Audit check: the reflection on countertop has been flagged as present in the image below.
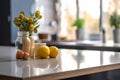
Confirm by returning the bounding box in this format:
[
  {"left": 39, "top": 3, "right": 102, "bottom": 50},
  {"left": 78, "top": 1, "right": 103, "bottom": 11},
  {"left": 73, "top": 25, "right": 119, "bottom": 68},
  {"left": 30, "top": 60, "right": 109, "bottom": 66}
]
[
  {"left": 15, "top": 58, "right": 60, "bottom": 78},
  {"left": 0, "top": 46, "right": 120, "bottom": 79}
]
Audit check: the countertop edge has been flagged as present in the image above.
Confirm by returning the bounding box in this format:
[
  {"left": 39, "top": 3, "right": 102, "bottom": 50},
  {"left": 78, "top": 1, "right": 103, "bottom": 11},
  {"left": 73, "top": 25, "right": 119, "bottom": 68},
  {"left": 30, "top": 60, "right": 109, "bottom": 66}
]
[{"left": 23, "top": 63, "right": 120, "bottom": 80}]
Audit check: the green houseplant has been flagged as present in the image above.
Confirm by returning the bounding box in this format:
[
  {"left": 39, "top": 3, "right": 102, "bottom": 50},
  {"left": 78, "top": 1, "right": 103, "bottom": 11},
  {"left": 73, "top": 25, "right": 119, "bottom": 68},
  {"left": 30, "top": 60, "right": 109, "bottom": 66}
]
[
  {"left": 73, "top": 18, "right": 84, "bottom": 29},
  {"left": 110, "top": 13, "right": 120, "bottom": 43},
  {"left": 73, "top": 18, "right": 84, "bottom": 40},
  {"left": 110, "top": 13, "right": 120, "bottom": 29}
]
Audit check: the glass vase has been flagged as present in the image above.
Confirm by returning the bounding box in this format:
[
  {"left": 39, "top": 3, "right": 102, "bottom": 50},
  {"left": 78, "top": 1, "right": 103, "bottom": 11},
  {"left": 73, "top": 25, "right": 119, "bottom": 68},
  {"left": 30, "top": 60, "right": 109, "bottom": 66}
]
[{"left": 15, "top": 31, "right": 31, "bottom": 59}]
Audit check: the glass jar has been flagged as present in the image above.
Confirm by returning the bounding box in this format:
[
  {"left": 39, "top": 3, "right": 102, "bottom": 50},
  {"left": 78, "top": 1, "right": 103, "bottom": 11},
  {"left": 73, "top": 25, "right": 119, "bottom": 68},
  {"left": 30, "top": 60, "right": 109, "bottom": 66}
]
[{"left": 15, "top": 31, "right": 31, "bottom": 59}]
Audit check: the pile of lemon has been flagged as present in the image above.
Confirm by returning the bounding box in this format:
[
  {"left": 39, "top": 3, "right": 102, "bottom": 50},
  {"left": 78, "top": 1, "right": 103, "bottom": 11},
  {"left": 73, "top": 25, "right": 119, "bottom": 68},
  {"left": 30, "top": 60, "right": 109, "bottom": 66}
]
[{"left": 36, "top": 45, "right": 59, "bottom": 59}]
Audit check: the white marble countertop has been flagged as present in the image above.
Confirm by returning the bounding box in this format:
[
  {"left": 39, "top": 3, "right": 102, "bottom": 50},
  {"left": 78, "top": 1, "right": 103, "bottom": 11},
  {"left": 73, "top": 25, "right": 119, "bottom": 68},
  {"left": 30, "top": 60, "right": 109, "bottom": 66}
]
[{"left": 0, "top": 46, "right": 120, "bottom": 80}]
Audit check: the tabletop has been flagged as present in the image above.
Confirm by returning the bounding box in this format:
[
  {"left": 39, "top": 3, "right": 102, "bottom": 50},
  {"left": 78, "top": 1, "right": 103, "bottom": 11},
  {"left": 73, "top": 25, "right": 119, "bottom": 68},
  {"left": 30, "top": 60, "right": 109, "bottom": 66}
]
[{"left": 0, "top": 46, "right": 120, "bottom": 80}]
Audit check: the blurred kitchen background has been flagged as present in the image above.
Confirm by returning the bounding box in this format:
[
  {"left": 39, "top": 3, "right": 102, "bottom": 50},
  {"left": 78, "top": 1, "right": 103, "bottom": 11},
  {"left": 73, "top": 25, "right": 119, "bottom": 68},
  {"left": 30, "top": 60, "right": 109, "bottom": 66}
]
[{"left": 0, "top": 0, "right": 120, "bottom": 46}]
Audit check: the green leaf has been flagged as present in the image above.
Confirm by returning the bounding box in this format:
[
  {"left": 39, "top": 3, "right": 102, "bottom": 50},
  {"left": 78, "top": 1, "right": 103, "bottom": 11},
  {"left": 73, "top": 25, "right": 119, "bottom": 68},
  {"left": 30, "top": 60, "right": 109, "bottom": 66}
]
[
  {"left": 30, "top": 12, "right": 34, "bottom": 17},
  {"left": 20, "top": 11, "right": 24, "bottom": 15},
  {"left": 35, "top": 25, "right": 39, "bottom": 28},
  {"left": 34, "top": 29, "right": 37, "bottom": 33},
  {"left": 29, "top": 31, "right": 33, "bottom": 36},
  {"left": 110, "top": 13, "right": 120, "bottom": 28},
  {"left": 73, "top": 18, "right": 84, "bottom": 28}
]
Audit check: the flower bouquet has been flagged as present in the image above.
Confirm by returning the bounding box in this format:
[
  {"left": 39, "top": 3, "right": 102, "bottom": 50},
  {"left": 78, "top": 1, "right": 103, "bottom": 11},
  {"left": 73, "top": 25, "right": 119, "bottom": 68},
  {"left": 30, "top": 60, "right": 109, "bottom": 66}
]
[{"left": 13, "top": 10, "right": 42, "bottom": 36}]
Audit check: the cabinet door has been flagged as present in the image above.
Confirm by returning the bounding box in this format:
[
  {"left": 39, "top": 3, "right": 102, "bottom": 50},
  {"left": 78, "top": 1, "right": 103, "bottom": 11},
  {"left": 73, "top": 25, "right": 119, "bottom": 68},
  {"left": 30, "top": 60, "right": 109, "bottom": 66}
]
[{"left": 0, "top": 1, "right": 11, "bottom": 45}]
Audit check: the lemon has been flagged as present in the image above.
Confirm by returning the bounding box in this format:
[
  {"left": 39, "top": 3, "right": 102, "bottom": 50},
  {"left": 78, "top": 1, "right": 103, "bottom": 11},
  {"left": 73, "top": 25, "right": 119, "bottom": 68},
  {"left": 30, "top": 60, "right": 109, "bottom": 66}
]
[
  {"left": 49, "top": 46, "right": 59, "bottom": 58},
  {"left": 37, "top": 45, "right": 50, "bottom": 59}
]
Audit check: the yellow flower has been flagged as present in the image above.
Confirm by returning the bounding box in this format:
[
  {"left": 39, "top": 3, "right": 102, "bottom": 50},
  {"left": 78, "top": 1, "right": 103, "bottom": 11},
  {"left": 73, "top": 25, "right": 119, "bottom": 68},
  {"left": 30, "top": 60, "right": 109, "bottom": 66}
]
[
  {"left": 38, "top": 15, "right": 42, "bottom": 19},
  {"left": 29, "top": 24, "right": 34, "bottom": 31},
  {"left": 35, "top": 11, "right": 40, "bottom": 16},
  {"left": 35, "top": 10, "right": 42, "bottom": 19},
  {"left": 19, "top": 13, "right": 24, "bottom": 19},
  {"left": 28, "top": 18, "right": 33, "bottom": 23},
  {"left": 24, "top": 17, "right": 29, "bottom": 21},
  {"left": 14, "top": 17, "right": 21, "bottom": 25}
]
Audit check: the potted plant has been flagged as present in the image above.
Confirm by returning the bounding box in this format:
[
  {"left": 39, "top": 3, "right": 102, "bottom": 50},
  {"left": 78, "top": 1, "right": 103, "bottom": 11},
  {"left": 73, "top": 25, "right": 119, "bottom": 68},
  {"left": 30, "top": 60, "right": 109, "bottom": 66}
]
[
  {"left": 73, "top": 18, "right": 84, "bottom": 40},
  {"left": 13, "top": 10, "right": 42, "bottom": 58},
  {"left": 110, "top": 13, "right": 120, "bottom": 43}
]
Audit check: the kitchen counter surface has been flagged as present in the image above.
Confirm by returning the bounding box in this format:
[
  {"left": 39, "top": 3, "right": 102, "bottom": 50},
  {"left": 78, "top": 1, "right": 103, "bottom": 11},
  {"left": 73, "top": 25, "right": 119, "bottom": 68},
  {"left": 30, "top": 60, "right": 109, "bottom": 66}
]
[{"left": 0, "top": 46, "right": 120, "bottom": 80}]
